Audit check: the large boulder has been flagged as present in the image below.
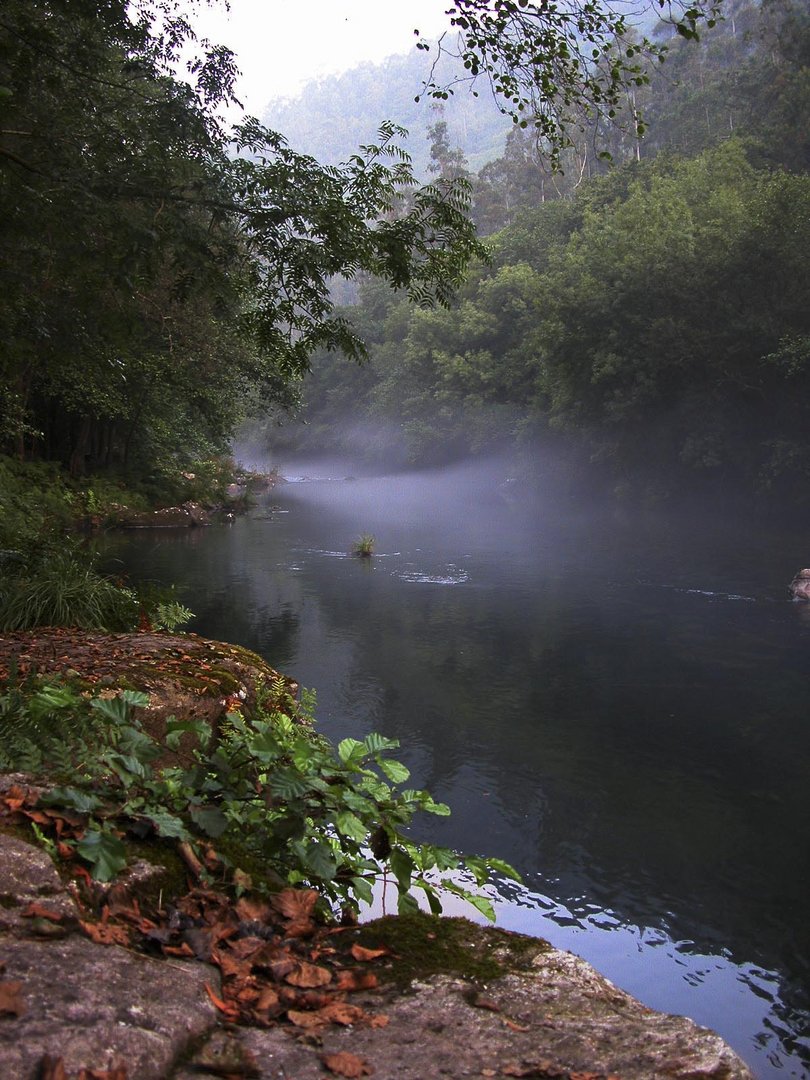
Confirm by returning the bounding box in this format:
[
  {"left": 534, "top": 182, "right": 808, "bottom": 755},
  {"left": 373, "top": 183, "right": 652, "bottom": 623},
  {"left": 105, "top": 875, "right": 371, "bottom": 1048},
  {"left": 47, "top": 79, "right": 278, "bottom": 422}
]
[
  {"left": 0, "top": 830, "right": 754, "bottom": 1080},
  {"left": 0, "top": 833, "right": 220, "bottom": 1080}
]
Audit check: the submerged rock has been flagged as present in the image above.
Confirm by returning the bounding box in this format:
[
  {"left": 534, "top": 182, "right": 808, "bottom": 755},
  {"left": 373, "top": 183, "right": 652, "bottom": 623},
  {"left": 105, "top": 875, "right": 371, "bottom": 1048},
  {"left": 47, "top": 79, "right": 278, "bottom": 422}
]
[
  {"left": 118, "top": 501, "right": 212, "bottom": 528},
  {"left": 789, "top": 568, "right": 810, "bottom": 600}
]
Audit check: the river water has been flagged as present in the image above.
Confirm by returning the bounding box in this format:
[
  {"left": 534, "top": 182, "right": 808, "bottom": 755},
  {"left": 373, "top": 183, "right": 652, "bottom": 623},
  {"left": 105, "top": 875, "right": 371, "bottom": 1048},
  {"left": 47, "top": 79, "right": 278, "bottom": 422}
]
[{"left": 104, "top": 462, "right": 810, "bottom": 1078}]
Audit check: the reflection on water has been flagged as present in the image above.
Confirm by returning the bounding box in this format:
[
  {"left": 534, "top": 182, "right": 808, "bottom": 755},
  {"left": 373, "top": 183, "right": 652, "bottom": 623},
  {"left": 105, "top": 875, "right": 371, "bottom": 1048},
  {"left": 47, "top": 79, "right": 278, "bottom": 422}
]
[{"left": 103, "top": 464, "right": 810, "bottom": 1078}]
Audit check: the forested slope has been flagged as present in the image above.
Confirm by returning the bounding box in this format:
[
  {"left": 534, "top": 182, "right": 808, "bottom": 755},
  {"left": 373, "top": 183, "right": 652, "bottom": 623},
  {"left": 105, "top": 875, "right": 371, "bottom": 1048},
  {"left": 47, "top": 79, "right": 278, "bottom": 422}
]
[
  {"left": 262, "top": 48, "right": 510, "bottom": 179},
  {"left": 264, "top": 0, "right": 810, "bottom": 508}
]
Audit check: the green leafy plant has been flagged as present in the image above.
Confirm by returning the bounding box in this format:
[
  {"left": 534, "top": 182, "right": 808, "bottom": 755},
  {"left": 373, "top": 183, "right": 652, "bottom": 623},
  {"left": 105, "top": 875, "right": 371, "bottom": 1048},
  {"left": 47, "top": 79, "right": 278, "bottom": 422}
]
[
  {"left": 151, "top": 599, "right": 195, "bottom": 633},
  {"left": 0, "top": 677, "right": 96, "bottom": 774},
  {"left": 3, "top": 678, "right": 520, "bottom": 914}
]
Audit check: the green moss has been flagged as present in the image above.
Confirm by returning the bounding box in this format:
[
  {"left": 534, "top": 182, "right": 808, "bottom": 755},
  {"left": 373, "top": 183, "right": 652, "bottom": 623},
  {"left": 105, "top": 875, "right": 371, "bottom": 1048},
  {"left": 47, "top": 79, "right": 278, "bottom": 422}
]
[
  {"left": 115, "top": 836, "right": 190, "bottom": 908},
  {"left": 354, "top": 912, "right": 552, "bottom": 990}
]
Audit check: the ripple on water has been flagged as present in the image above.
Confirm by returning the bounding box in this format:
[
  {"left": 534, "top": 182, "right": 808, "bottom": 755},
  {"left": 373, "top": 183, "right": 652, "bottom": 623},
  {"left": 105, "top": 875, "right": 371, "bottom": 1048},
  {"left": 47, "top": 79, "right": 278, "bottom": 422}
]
[{"left": 397, "top": 568, "right": 470, "bottom": 586}]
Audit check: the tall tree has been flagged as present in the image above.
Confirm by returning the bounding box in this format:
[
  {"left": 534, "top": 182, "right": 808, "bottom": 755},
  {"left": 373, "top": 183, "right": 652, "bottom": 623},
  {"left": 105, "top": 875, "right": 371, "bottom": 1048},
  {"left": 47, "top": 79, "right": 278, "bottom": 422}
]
[{"left": 0, "top": 0, "right": 482, "bottom": 473}]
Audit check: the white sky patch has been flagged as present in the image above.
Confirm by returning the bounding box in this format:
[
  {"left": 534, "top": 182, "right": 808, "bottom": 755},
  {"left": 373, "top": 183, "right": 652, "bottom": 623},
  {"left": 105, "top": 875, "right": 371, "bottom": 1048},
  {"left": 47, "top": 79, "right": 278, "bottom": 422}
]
[{"left": 193, "top": 0, "right": 451, "bottom": 117}]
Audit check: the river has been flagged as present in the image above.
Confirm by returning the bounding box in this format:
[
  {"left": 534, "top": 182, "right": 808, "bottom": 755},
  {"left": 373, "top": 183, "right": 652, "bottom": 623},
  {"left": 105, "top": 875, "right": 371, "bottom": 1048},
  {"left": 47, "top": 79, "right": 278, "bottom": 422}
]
[{"left": 103, "top": 460, "right": 810, "bottom": 1078}]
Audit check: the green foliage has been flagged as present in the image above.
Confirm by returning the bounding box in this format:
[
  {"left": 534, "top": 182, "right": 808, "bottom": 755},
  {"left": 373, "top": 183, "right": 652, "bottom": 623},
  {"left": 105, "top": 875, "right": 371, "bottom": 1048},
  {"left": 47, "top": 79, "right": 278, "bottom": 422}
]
[
  {"left": 0, "top": 456, "right": 76, "bottom": 554},
  {"left": 0, "top": 678, "right": 96, "bottom": 775},
  {"left": 1, "top": 680, "right": 520, "bottom": 911},
  {"left": 1, "top": 1, "right": 486, "bottom": 480},
  {"left": 0, "top": 549, "right": 140, "bottom": 632},
  {"left": 416, "top": 0, "right": 722, "bottom": 166},
  {"left": 275, "top": 133, "right": 810, "bottom": 503},
  {"left": 151, "top": 599, "right": 196, "bottom": 634}
]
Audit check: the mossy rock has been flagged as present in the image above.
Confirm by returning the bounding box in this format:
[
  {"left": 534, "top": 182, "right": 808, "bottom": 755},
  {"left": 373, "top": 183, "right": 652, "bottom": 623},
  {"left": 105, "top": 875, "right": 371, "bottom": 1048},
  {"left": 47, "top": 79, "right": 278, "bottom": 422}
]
[
  {"left": 0, "top": 629, "right": 298, "bottom": 766},
  {"left": 354, "top": 912, "right": 553, "bottom": 990}
]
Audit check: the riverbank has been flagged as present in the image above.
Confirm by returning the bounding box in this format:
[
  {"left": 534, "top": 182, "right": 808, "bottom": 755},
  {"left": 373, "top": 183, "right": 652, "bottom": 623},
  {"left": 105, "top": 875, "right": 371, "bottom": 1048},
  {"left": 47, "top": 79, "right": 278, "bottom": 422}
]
[
  {"left": 0, "top": 453, "right": 277, "bottom": 546},
  {"left": 0, "top": 629, "right": 754, "bottom": 1079}
]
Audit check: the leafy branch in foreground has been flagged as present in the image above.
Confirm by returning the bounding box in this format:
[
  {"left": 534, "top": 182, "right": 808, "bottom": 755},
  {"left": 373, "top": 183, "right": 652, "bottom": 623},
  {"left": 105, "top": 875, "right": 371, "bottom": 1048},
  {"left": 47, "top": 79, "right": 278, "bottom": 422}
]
[
  {"left": 0, "top": 679, "right": 519, "bottom": 920},
  {"left": 416, "top": 0, "right": 722, "bottom": 165}
]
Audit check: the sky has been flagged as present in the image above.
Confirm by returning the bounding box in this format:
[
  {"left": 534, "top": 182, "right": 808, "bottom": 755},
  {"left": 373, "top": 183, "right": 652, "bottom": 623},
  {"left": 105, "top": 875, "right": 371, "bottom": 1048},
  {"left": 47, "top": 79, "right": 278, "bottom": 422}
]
[{"left": 193, "top": 0, "right": 451, "bottom": 117}]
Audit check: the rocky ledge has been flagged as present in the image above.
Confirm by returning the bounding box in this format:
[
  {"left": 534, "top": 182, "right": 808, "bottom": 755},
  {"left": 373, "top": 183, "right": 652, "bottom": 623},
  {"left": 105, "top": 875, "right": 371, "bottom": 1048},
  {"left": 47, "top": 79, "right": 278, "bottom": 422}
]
[
  {"left": 0, "top": 629, "right": 297, "bottom": 758},
  {"left": 0, "top": 829, "right": 753, "bottom": 1080},
  {"left": 0, "top": 630, "right": 753, "bottom": 1079}
]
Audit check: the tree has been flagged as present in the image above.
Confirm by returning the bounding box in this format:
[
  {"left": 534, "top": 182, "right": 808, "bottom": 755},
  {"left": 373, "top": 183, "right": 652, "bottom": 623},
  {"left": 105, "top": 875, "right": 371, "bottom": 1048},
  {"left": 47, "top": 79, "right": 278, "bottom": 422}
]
[
  {"left": 416, "top": 0, "right": 723, "bottom": 164},
  {"left": 0, "top": 0, "right": 483, "bottom": 473},
  {"left": 1, "top": 0, "right": 740, "bottom": 476},
  {"left": 528, "top": 142, "right": 810, "bottom": 495},
  {"left": 427, "top": 112, "right": 472, "bottom": 180}
]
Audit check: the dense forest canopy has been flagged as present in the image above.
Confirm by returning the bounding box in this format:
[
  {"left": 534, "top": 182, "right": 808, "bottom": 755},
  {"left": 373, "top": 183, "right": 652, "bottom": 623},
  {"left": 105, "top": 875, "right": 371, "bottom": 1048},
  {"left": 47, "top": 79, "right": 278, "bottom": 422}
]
[
  {"left": 0, "top": 0, "right": 494, "bottom": 477},
  {"left": 2, "top": 0, "right": 807, "bottom": 507},
  {"left": 262, "top": 0, "right": 810, "bottom": 508}
]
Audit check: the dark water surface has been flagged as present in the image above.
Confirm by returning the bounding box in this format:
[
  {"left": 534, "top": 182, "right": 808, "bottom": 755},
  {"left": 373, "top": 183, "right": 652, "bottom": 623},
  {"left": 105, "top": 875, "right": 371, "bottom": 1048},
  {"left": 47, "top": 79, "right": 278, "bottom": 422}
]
[{"left": 104, "top": 464, "right": 810, "bottom": 1077}]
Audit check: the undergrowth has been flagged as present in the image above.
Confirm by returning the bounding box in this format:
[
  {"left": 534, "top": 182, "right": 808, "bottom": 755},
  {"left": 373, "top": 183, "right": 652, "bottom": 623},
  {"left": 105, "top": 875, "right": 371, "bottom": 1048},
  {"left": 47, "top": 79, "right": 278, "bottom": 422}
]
[
  {"left": 0, "top": 677, "right": 519, "bottom": 919},
  {"left": 0, "top": 549, "right": 140, "bottom": 632}
]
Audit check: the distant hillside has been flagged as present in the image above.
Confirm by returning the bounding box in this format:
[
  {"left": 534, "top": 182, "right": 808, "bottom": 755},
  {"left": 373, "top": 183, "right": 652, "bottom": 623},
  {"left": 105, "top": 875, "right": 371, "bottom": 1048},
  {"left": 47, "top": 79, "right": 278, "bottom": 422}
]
[{"left": 261, "top": 46, "right": 511, "bottom": 179}]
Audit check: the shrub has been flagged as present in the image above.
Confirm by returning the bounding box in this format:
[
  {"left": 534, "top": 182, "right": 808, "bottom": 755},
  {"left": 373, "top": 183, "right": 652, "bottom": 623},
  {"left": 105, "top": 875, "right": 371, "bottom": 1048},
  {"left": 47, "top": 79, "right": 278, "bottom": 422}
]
[{"left": 0, "top": 679, "right": 519, "bottom": 918}]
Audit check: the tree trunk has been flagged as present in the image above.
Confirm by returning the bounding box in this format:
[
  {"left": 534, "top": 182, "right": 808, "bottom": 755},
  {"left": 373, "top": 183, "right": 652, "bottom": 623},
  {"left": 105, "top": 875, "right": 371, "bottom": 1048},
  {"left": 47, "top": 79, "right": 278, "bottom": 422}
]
[{"left": 69, "top": 416, "right": 92, "bottom": 477}]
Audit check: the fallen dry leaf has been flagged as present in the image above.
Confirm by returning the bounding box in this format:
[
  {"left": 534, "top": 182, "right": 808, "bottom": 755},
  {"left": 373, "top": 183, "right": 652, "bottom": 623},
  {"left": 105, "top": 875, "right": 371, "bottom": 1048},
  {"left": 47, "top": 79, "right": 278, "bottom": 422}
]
[
  {"left": 253, "top": 986, "right": 280, "bottom": 1012},
  {"left": 503, "top": 1018, "right": 531, "bottom": 1032},
  {"left": 287, "top": 1007, "right": 328, "bottom": 1029},
  {"left": 79, "top": 920, "right": 130, "bottom": 947},
  {"left": 285, "top": 961, "right": 332, "bottom": 988},
  {"left": 162, "top": 942, "right": 195, "bottom": 959},
  {"left": 235, "top": 895, "right": 274, "bottom": 923},
  {"left": 258, "top": 954, "right": 299, "bottom": 982},
  {"left": 0, "top": 980, "right": 26, "bottom": 1017},
  {"left": 320, "top": 1050, "right": 374, "bottom": 1077},
  {"left": 335, "top": 969, "right": 378, "bottom": 992},
  {"left": 349, "top": 943, "right": 389, "bottom": 962},
  {"left": 3, "top": 787, "right": 27, "bottom": 811},
  {"left": 212, "top": 947, "right": 251, "bottom": 979},
  {"left": 285, "top": 916, "right": 318, "bottom": 939},
  {"left": 272, "top": 887, "right": 318, "bottom": 922},
  {"left": 469, "top": 993, "right": 501, "bottom": 1013},
  {"left": 317, "top": 1001, "right": 368, "bottom": 1026},
  {"left": 227, "top": 936, "right": 266, "bottom": 960},
  {"left": 286, "top": 988, "right": 333, "bottom": 1010},
  {"left": 204, "top": 981, "right": 240, "bottom": 1021},
  {"left": 21, "top": 902, "right": 65, "bottom": 923}
]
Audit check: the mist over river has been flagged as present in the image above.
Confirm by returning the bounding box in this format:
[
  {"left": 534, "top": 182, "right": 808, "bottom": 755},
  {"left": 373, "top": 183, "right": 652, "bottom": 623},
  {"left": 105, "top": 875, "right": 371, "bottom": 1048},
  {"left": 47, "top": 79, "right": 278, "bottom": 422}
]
[{"left": 103, "top": 460, "right": 810, "bottom": 1077}]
